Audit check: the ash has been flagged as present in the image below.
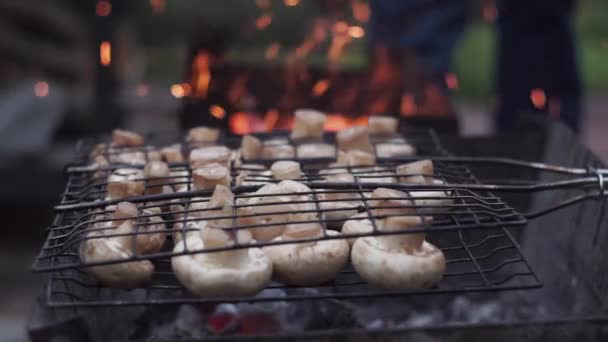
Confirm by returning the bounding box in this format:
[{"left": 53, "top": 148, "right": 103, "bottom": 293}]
[{"left": 141, "top": 289, "right": 547, "bottom": 340}]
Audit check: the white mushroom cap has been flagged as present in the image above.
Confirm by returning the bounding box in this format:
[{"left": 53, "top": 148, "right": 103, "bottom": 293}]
[
  {"left": 107, "top": 168, "right": 145, "bottom": 200},
  {"left": 396, "top": 160, "right": 434, "bottom": 184},
  {"left": 161, "top": 144, "right": 185, "bottom": 163},
  {"left": 171, "top": 229, "right": 272, "bottom": 297},
  {"left": 263, "top": 225, "right": 349, "bottom": 286},
  {"left": 351, "top": 216, "right": 445, "bottom": 289},
  {"left": 296, "top": 143, "right": 336, "bottom": 159},
  {"left": 271, "top": 161, "right": 302, "bottom": 180},
  {"left": 291, "top": 109, "right": 327, "bottom": 140},
  {"left": 112, "top": 129, "right": 144, "bottom": 147},
  {"left": 144, "top": 161, "right": 171, "bottom": 194},
  {"left": 108, "top": 150, "right": 147, "bottom": 165},
  {"left": 336, "top": 149, "right": 376, "bottom": 166},
  {"left": 189, "top": 146, "right": 231, "bottom": 169},
  {"left": 261, "top": 144, "right": 295, "bottom": 159},
  {"left": 317, "top": 173, "right": 362, "bottom": 228},
  {"left": 368, "top": 116, "right": 398, "bottom": 136},
  {"left": 356, "top": 166, "right": 396, "bottom": 184},
  {"left": 241, "top": 135, "right": 263, "bottom": 160},
  {"left": 369, "top": 187, "right": 415, "bottom": 217},
  {"left": 341, "top": 212, "right": 374, "bottom": 246},
  {"left": 186, "top": 126, "right": 220, "bottom": 144},
  {"left": 376, "top": 143, "right": 416, "bottom": 158},
  {"left": 336, "top": 126, "right": 372, "bottom": 152},
  {"left": 147, "top": 150, "right": 162, "bottom": 162},
  {"left": 192, "top": 163, "right": 231, "bottom": 190},
  {"left": 169, "top": 169, "right": 189, "bottom": 190}
]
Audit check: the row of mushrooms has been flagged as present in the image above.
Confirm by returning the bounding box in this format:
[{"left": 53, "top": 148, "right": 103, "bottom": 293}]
[{"left": 80, "top": 111, "right": 449, "bottom": 296}]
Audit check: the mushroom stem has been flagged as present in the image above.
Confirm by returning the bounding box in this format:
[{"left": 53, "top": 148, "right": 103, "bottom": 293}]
[
  {"left": 377, "top": 216, "right": 426, "bottom": 252},
  {"left": 201, "top": 228, "right": 250, "bottom": 268}
]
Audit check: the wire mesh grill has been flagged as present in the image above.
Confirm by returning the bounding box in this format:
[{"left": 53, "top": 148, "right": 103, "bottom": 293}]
[{"left": 33, "top": 128, "right": 539, "bottom": 307}]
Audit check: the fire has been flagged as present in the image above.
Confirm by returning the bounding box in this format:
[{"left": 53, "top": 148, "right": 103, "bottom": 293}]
[
  {"left": 264, "top": 109, "right": 280, "bottom": 131},
  {"left": 483, "top": 4, "right": 497, "bottom": 23},
  {"left": 100, "top": 41, "right": 111, "bottom": 66},
  {"left": 530, "top": 88, "right": 547, "bottom": 109},
  {"left": 256, "top": 0, "right": 271, "bottom": 10},
  {"left": 352, "top": 1, "right": 370, "bottom": 23},
  {"left": 255, "top": 14, "right": 273, "bottom": 30},
  {"left": 96, "top": 1, "right": 111, "bottom": 16},
  {"left": 209, "top": 105, "right": 227, "bottom": 120},
  {"left": 34, "top": 81, "right": 49, "bottom": 97},
  {"left": 230, "top": 112, "right": 251, "bottom": 135},
  {"left": 283, "top": 0, "right": 300, "bottom": 6},
  {"left": 401, "top": 93, "right": 417, "bottom": 116},
  {"left": 136, "top": 83, "right": 149, "bottom": 97},
  {"left": 149, "top": 0, "right": 165, "bottom": 14},
  {"left": 445, "top": 73, "right": 459, "bottom": 90},
  {"left": 265, "top": 42, "right": 281, "bottom": 61},
  {"left": 348, "top": 26, "right": 365, "bottom": 39},
  {"left": 312, "top": 79, "right": 330, "bottom": 97},
  {"left": 170, "top": 83, "right": 191, "bottom": 98},
  {"left": 191, "top": 51, "right": 211, "bottom": 98},
  {"left": 324, "top": 115, "right": 350, "bottom": 131}
]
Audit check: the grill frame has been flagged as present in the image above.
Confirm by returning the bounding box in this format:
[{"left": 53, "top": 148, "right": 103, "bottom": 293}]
[{"left": 32, "top": 128, "right": 540, "bottom": 307}]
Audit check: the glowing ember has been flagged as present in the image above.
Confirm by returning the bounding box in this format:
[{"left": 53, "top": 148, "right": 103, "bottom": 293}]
[
  {"left": 209, "top": 105, "right": 227, "bottom": 120},
  {"left": 255, "top": 14, "right": 273, "bottom": 30},
  {"left": 171, "top": 83, "right": 191, "bottom": 98},
  {"left": 324, "top": 114, "right": 350, "bottom": 131},
  {"left": 333, "top": 21, "right": 349, "bottom": 34},
  {"left": 136, "top": 83, "right": 149, "bottom": 97},
  {"left": 264, "top": 109, "right": 280, "bottom": 131},
  {"left": 483, "top": 4, "right": 497, "bottom": 23},
  {"left": 265, "top": 42, "right": 281, "bottom": 61},
  {"left": 312, "top": 79, "right": 330, "bottom": 97},
  {"left": 100, "top": 41, "right": 111, "bottom": 66},
  {"left": 530, "top": 88, "right": 547, "bottom": 109},
  {"left": 348, "top": 26, "right": 365, "bottom": 39},
  {"left": 401, "top": 93, "right": 417, "bottom": 116},
  {"left": 149, "top": 0, "right": 165, "bottom": 14},
  {"left": 230, "top": 112, "right": 251, "bottom": 134},
  {"left": 283, "top": 0, "right": 300, "bottom": 6},
  {"left": 34, "top": 81, "right": 49, "bottom": 97},
  {"left": 445, "top": 73, "right": 459, "bottom": 90},
  {"left": 352, "top": 1, "right": 370, "bottom": 23},
  {"left": 256, "top": 0, "right": 271, "bottom": 10},
  {"left": 96, "top": 1, "right": 111, "bottom": 16},
  {"left": 191, "top": 51, "right": 211, "bottom": 98}
]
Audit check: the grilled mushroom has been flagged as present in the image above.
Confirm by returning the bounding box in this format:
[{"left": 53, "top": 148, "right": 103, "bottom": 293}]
[
  {"left": 368, "top": 116, "right": 398, "bottom": 136},
  {"left": 80, "top": 202, "right": 166, "bottom": 288},
  {"left": 336, "top": 126, "right": 372, "bottom": 152},
  {"left": 112, "top": 129, "right": 144, "bottom": 147},
  {"left": 144, "top": 161, "right": 170, "bottom": 194},
  {"left": 186, "top": 126, "right": 220, "bottom": 144},
  {"left": 192, "top": 163, "right": 231, "bottom": 190},
  {"left": 296, "top": 143, "right": 336, "bottom": 159},
  {"left": 376, "top": 143, "right": 416, "bottom": 158},
  {"left": 271, "top": 161, "right": 302, "bottom": 180},
  {"left": 161, "top": 144, "right": 185, "bottom": 163},
  {"left": 189, "top": 146, "right": 231, "bottom": 169},
  {"left": 261, "top": 144, "right": 295, "bottom": 159},
  {"left": 317, "top": 173, "right": 362, "bottom": 228},
  {"left": 241, "top": 135, "right": 263, "bottom": 160},
  {"left": 351, "top": 216, "right": 445, "bottom": 289},
  {"left": 341, "top": 212, "right": 374, "bottom": 246},
  {"left": 263, "top": 222, "right": 349, "bottom": 286},
  {"left": 290, "top": 109, "right": 327, "bottom": 140},
  {"left": 107, "top": 168, "right": 145, "bottom": 200},
  {"left": 396, "top": 160, "right": 434, "bottom": 184}
]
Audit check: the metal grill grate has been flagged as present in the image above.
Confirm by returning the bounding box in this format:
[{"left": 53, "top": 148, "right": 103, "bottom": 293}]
[{"left": 32, "top": 129, "right": 540, "bottom": 307}]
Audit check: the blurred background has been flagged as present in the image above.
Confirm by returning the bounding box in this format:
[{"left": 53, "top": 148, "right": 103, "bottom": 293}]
[{"left": 1, "top": 0, "right": 607, "bottom": 340}]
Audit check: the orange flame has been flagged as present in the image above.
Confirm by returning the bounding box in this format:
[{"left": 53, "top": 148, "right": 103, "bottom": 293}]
[
  {"left": 264, "top": 109, "right": 280, "bottom": 131},
  {"left": 96, "top": 1, "right": 111, "bottom": 16},
  {"left": 170, "top": 83, "right": 191, "bottom": 98},
  {"left": 255, "top": 14, "right": 273, "bottom": 30},
  {"left": 530, "top": 88, "right": 547, "bottom": 109},
  {"left": 191, "top": 51, "right": 211, "bottom": 98},
  {"left": 312, "top": 79, "right": 330, "bottom": 97},
  {"left": 348, "top": 26, "right": 365, "bottom": 39},
  {"left": 34, "top": 81, "right": 49, "bottom": 97},
  {"left": 284, "top": 0, "right": 300, "bottom": 6},
  {"left": 100, "top": 41, "right": 111, "bottom": 66},
  {"left": 209, "top": 105, "right": 227, "bottom": 120},
  {"left": 324, "top": 114, "right": 350, "bottom": 132},
  {"left": 230, "top": 112, "right": 251, "bottom": 135},
  {"left": 149, "top": 0, "right": 165, "bottom": 14},
  {"left": 401, "top": 93, "right": 417, "bottom": 116},
  {"left": 265, "top": 42, "right": 281, "bottom": 61},
  {"left": 352, "top": 1, "right": 370, "bottom": 23},
  {"left": 445, "top": 73, "right": 459, "bottom": 90}
]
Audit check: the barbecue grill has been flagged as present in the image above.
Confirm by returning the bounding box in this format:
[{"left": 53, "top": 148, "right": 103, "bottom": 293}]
[{"left": 28, "top": 122, "right": 608, "bottom": 341}]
